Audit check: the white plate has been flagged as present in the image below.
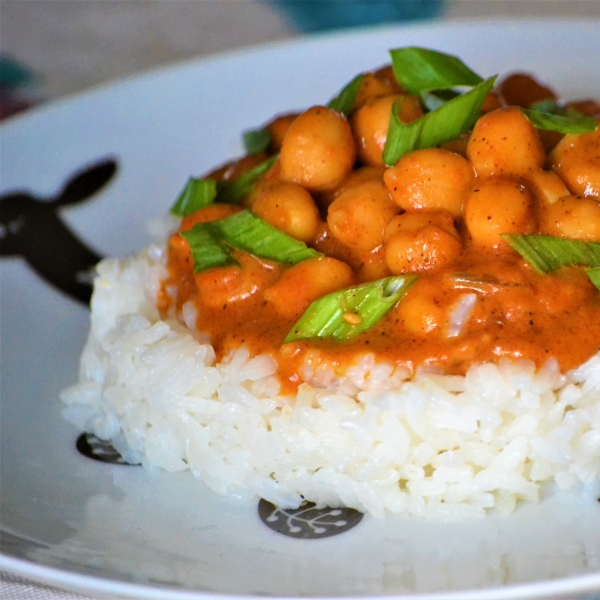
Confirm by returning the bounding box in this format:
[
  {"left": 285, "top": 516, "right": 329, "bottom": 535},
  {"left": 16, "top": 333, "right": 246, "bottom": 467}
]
[{"left": 2, "top": 18, "right": 600, "bottom": 600}]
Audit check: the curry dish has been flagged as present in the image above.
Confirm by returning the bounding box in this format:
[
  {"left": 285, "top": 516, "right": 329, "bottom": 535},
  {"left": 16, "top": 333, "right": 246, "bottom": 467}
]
[
  {"left": 62, "top": 47, "right": 600, "bottom": 521},
  {"left": 159, "top": 55, "right": 600, "bottom": 391}
]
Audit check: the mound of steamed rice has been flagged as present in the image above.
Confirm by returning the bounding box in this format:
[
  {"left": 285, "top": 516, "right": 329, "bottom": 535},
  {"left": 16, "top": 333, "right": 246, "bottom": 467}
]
[{"left": 61, "top": 236, "right": 600, "bottom": 520}]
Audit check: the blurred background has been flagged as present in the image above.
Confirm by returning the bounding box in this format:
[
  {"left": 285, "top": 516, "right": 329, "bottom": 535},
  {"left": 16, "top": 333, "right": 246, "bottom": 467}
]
[{"left": 1, "top": 0, "right": 599, "bottom": 119}]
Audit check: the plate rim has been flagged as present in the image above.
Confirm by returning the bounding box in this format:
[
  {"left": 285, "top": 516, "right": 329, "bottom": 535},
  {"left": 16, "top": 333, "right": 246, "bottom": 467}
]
[{"left": 2, "top": 553, "right": 600, "bottom": 600}]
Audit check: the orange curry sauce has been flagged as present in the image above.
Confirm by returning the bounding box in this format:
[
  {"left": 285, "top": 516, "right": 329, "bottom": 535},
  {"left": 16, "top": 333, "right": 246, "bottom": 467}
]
[{"left": 159, "top": 229, "right": 600, "bottom": 391}]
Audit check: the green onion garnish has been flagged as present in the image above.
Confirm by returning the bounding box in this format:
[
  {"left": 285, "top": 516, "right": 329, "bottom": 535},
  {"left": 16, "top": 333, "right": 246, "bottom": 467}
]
[
  {"left": 180, "top": 226, "right": 235, "bottom": 272},
  {"left": 171, "top": 155, "right": 277, "bottom": 218},
  {"left": 181, "top": 209, "right": 322, "bottom": 273},
  {"left": 243, "top": 128, "right": 271, "bottom": 154},
  {"left": 419, "top": 89, "right": 459, "bottom": 111},
  {"left": 521, "top": 108, "right": 598, "bottom": 134},
  {"left": 216, "top": 155, "right": 278, "bottom": 204},
  {"left": 170, "top": 177, "right": 217, "bottom": 217},
  {"left": 327, "top": 73, "right": 365, "bottom": 116},
  {"left": 389, "top": 47, "right": 483, "bottom": 94},
  {"left": 502, "top": 234, "right": 600, "bottom": 274},
  {"left": 420, "top": 91, "right": 446, "bottom": 112},
  {"left": 530, "top": 100, "right": 590, "bottom": 118},
  {"left": 530, "top": 99, "right": 564, "bottom": 114},
  {"left": 209, "top": 210, "right": 322, "bottom": 264},
  {"left": 284, "top": 275, "right": 417, "bottom": 343},
  {"left": 587, "top": 267, "right": 600, "bottom": 292},
  {"left": 383, "top": 76, "right": 496, "bottom": 166}
]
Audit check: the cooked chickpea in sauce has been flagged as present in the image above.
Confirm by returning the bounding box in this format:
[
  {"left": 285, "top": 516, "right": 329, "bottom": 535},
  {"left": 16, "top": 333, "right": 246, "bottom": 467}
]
[{"left": 160, "top": 53, "right": 600, "bottom": 391}]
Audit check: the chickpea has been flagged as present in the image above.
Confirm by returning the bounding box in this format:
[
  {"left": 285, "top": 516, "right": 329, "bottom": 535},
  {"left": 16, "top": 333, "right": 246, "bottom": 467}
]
[
  {"left": 279, "top": 106, "right": 356, "bottom": 191},
  {"left": 353, "top": 72, "right": 400, "bottom": 110},
  {"left": 353, "top": 245, "right": 392, "bottom": 282},
  {"left": 180, "top": 203, "right": 242, "bottom": 232},
  {"left": 265, "top": 113, "right": 299, "bottom": 152},
  {"left": 195, "top": 252, "right": 281, "bottom": 308},
  {"left": 383, "top": 148, "right": 474, "bottom": 217},
  {"left": 251, "top": 182, "right": 320, "bottom": 243},
  {"left": 441, "top": 133, "right": 469, "bottom": 157},
  {"left": 464, "top": 179, "right": 536, "bottom": 249},
  {"left": 497, "top": 71, "right": 561, "bottom": 153},
  {"left": 480, "top": 91, "right": 504, "bottom": 114},
  {"left": 373, "top": 65, "right": 404, "bottom": 92},
  {"left": 550, "top": 124, "right": 600, "bottom": 198},
  {"left": 393, "top": 280, "right": 448, "bottom": 336},
  {"left": 311, "top": 221, "right": 355, "bottom": 265},
  {"left": 497, "top": 72, "right": 557, "bottom": 108},
  {"left": 327, "top": 179, "right": 398, "bottom": 252},
  {"left": 538, "top": 195, "right": 600, "bottom": 241},
  {"left": 385, "top": 224, "right": 462, "bottom": 274},
  {"left": 351, "top": 94, "right": 422, "bottom": 166},
  {"left": 526, "top": 169, "right": 570, "bottom": 207},
  {"left": 244, "top": 159, "right": 282, "bottom": 207},
  {"left": 466, "top": 107, "right": 545, "bottom": 179},
  {"left": 263, "top": 257, "right": 355, "bottom": 320},
  {"left": 321, "top": 165, "right": 385, "bottom": 205},
  {"left": 384, "top": 209, "right": 460, "bottom": 242}
]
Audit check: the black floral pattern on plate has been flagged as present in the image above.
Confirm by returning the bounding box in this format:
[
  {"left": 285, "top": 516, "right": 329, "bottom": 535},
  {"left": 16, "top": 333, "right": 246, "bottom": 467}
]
[
  {"left": 258, "top": 498, "right": 363, "bottom": 538},
  {"left": 76, "top": 433, "right": 140, "bottom": 465}
]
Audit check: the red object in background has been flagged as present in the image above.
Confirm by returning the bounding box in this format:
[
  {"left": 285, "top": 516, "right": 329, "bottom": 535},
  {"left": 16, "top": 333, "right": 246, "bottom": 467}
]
[
  {"left": 0, "top": 87, "right": 36, "bottom": 120},
  {"left": 0, "top": 55, "right": 42, "bottom": 120}
]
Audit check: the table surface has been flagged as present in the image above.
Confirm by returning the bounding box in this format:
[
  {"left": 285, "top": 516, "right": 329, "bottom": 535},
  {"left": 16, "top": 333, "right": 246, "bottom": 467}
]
[
  {"left": 2, "top": 0, "right": 599, "bottom": 102},
  {"left": 2, "top": 1, "right": 600, "bottom": 598}
]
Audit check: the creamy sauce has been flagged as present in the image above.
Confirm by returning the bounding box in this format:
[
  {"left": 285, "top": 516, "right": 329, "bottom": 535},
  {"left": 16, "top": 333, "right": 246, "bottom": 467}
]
[{"left": 159, "top": 233, "right": 600, "bottom": 392}]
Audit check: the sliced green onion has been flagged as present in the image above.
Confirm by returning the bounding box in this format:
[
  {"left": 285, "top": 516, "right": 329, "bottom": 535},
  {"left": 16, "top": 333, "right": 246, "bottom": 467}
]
[
  {"left": 419, "top": 89, "right": 459, "bottom": 111},
  {"left": 210, "top": 210, "right": 322, "bottom": 265},
  {"left": 383, "top": 76, "right": 496, "bottom": 165},
  {"left": 328, "top": 73, "right": 365, "bottom": 116},
  {"left": 216, "top": 155, "right": 277, "bottom": 204},
  {"left": 180, "top": 227, "right": 235, "bottom": 272},
  {"left": 587, "top": 267, "right": 600, "bottom": 292},
  {"left": 529, "top": 100, "right": 591, "bottom": 120},
  {"left": 170, "top": 177, "right": 217, "bottom": 217},
  {"left": 521, "top": 108, "right": 598, "bottom": 134},
  {"left": 420, "top": 92, "right": 446, "bottom": 112},
  {"left": 530, "top": 99, "right": 564, "bottom": 114},
  {"left": 243, "top": 128, "right": 271, "bottom": 154},
  {"left": 389, "top": 47, "right": 483, "bottom": 94},
  {"left": 502, "top": 234, "right": 600, "bottom": 273},
  {"left": 523, "top": 100, "right": 597, "bottom": 133},
  {"left": 182, "top": 210, "right": 322, "bottom": 273},
  {"left": 284, "top": 275, "right": 417, "bottom": 343}
]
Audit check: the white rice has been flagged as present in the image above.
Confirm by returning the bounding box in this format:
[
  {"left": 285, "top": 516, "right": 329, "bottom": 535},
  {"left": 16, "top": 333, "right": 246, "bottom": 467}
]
[{"left": 61, "top": 238, "right": 600, "bottom": 520}]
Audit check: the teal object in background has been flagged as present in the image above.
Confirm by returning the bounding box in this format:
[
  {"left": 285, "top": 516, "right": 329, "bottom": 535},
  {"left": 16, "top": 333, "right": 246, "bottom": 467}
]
[
  {"left": 0, "top": 55, "right": 34, "bottom": 87},
  {"left": 265, "top": 0, "right": 444, "bottom": 32},
  {"left": 0, "top": 55, "right": 42, "bottom": 120}
]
